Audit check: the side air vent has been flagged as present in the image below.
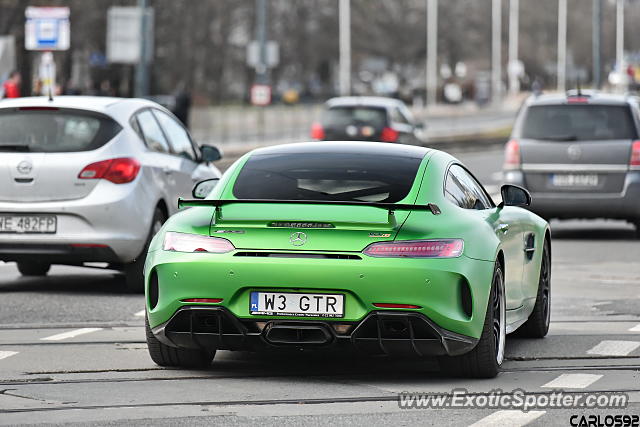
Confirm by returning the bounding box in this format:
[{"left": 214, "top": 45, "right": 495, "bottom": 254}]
[{"left": 234, "top": 252, "right": 361, "bottom": 260}]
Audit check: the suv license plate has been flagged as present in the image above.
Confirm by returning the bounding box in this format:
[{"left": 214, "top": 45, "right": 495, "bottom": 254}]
[
  {"left": 250, "top": 292, "right": 344, "bottom": 318},
  {"left": 550, "top": 174, "right": 599, "bottom": 187}
]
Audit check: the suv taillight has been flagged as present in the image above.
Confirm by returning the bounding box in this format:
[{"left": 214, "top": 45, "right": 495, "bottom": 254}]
[
  {"left": 504, "top": 139, "right": 521, "bottom": 170},
  {"left": 311, "top": 122, "right": 325, "bottom": 140},
  {"left": 631, "top": 141, "right": 640, "bottom": 167},
  {"left": 79, "top": 158, "right": 141, "bottom": 184}
]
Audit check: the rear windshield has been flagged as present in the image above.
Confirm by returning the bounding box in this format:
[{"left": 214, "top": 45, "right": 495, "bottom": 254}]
[
  {"left": 233, "top": 153, "right": 423, "bottom": 203},
  {"left": 520, "top": 104, "right": 637, "bottom": 141},
  {"left": 322, "top": 106, "right": 387, "bottom": 129},
  {"left": 0, "top": 109, "right": 122, "bottom": 153}
]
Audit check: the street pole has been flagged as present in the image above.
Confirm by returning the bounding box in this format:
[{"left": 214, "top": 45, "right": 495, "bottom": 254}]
[
  {"left": 557, "top": 0, "right": 567, "bottom": 92},
  {"left": 255, "top": 0, "right": 268, "bottom": 85},
  {"left": 616, "top": 0, "right": 625, "bottom": 92},
  {"left": 426, "top": 0, "right": 437, "bottom": 106},
  {"left": 339, "top": 0, "right": 351, "bottom": 96},
  {"left": 134, "top": 0, "right": 149, "bottom": 97},
  {"left": 592, "top": 0, "right": 601, "bottom": 89},
  {"left": 508, "top": 0, "right": 519, "bottom": 95},
  {"left": 491, "top": 0, "right": 502, "bottom": 102}
]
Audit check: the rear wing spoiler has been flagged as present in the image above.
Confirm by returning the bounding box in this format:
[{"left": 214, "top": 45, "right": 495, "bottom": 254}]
[{"left": 178, "top": 198, "right": 441, "bottom": 218}]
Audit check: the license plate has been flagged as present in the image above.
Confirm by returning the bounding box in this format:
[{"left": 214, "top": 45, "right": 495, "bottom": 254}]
[
  {"left": 250, "top": 292, "right": 344, "bottom": 318},
  {"left": 550, "top": 174, "right": 599, "bottom": 187},
  {"left": 0, "top": 215, "right": 57, "bottom": 234}
]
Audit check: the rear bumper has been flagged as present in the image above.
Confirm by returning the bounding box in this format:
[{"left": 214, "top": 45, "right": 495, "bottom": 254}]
[
  {"left": 145, "top": 249, "right": 496, "bottom": 340},
  {"left": 0, "top": 178, "right": 158, "bottom": 263},
  {"left": 152, "top": 306, "right": 478, "bottom": 357},
  {"left": 504, "top": 169, "right": 640, "bottom": 220}
]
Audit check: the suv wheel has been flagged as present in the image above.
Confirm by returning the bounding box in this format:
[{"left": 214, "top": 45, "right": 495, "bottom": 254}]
[
  {"left": 17, "top": 261, "right": 51, "bottom": 277},
  {"left": 125, "top": 207, "right": 165, "bottom": 293}
]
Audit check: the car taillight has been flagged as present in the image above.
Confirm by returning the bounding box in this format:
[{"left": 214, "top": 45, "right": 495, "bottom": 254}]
[
  {"left": 631, "top": 140, "right": 640, "bottom": 167},
  {"left": 163, "top": 232, "right": 235, "bottom": 253},
  {"left": 363, "top": 239, "right": 463, "bottom": 258},
  {"left": 504, "top": 139, "right": 520, "bottom": 170},
  {"left": 380, "top": 127, "right": 399, "bottom": 142},
  {"left": 78, "top": 158, "right": 141, "bottom": 184},
  {"left": 311, "top": 122, "right": 325, "bottom": 140}
]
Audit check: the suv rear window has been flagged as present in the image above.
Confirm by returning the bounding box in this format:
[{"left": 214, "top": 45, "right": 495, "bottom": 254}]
[
  {"left": 322, "top": 107, "right": 387, "bottom": 129},
  {"left": 233, "top": 153, "right": 422, "bottom": 203},
  {"left": 520, "top": 104, "right": 637, "bottom": 141},
  {"left": 0, "top": 108, "right": 122, "bottom": 153}
]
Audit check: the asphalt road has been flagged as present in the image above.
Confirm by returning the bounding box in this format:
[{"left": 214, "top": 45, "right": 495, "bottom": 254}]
[{"left": 1, "top": 147, "right": 640, "bottom": 426}]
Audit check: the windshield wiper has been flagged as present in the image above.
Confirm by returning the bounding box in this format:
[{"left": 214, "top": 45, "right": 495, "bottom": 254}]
[{"left": 0, "top": 143, "right": 30, "bottom": 152}]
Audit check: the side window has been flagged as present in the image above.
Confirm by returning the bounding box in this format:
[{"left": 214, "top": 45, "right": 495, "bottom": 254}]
[
  {"left": 391, "top": 107, "right": 410, "bottom": 125},
  {"left": 153, "top": 109, "right": 197, "bottom": 162},
  {"left": 449, "top": 164, "right": 492, "bottom": 210},
  {"left": 136, "top": 110, "right": 170, "bottom": 153},
  {"left": 445, "top": 172, "right": 468, "bottom": 208}
]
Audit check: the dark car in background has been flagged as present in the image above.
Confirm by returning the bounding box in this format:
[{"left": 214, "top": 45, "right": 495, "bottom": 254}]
[
  {"left": 503, "top": 91, "right": 640, "bottom": 235},
  {"left": 311, "top": 96, "right": 424, "bottom": 144}
]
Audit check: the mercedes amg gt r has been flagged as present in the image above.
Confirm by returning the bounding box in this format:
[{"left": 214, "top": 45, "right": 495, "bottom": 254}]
[{"left": 144, "top": 142, "right": 551, "bottom": 378}]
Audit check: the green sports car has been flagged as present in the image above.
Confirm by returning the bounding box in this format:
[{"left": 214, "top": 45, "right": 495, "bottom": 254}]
[{"left": 144, "top": 142, "right": 551, "bottom": 378}]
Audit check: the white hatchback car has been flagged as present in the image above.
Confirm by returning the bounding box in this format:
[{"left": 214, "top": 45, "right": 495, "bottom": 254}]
[{"left": 0, "top": 96, "right": 222, "bottom": 291}]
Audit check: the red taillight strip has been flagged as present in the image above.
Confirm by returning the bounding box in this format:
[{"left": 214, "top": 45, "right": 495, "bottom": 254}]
[
  {"left": 373, "top": 303, "right": 422, "bottom": 309},
  {"left": 18, "top": 106, "right": 59, "bottom": 111},
  {"left": 181, "top": 298, "right": 223, "bottom": 303}
]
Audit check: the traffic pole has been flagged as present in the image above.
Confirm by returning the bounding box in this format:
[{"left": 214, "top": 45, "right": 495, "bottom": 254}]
[
  {"left": 426, "top": 0, "right": 437, "bottom": 106},
  {"left": 339, "top": 0, "right": 351, "bottom": 96},
  {"left": 491, "top": 0, "right": 502, "bottom": 102},
  {"left": 557, "top": 0, "right": 567, "bottom": 93},
  {"left": 134, "top": 0, "right": 149, "bottom": 97},
  {"left": 616, "top": 0, "right": 625, "bottom": 92},
  {"left": 592, "top": 0, "right": 602, "bottom": 89},
  {"left": 508, "top": 0, "right": 519, "bottom": 95}
]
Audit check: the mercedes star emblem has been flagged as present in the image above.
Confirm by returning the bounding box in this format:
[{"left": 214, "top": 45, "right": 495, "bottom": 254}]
[{"left": 289, "top": 231, "right": 307, "bottom": 246}]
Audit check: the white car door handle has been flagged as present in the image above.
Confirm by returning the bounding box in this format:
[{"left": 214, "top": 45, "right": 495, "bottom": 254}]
[{"left": 162, "top": 168, "right": 172, "bottom": 175}]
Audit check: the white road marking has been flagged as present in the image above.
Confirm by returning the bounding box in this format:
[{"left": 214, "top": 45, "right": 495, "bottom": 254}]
[
  {"left": 40, "top": 328, "right": 103, "bottom": 341},
  {"left": 134, "top": 310, "right": 146, "bottom": 317},
  {"left": 629, "top": 324, "right": 640, "bottom": 332},
  {"left": 541, "top": 373, "right": 602, "bottom": 389},
  {"left": 587, "top": 340, "right": 640, "bottom": 356},
  {"left": 0, "top": 351, "right": 18, "bottom": 361},
  {"left": 469, "top": 410, "right": 546, "bottom": 427}
]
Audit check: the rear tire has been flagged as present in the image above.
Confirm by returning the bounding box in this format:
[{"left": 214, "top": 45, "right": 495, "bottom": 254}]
[
  {"left": 17, "top": 261, "right": 51, "bottom": 277},
  {"left": 145, "top": 315, "right": 215, "bottom": 368},
  {"left": 124, "top": 207, "right": 165, "bottom": 293},
  {"left": 517, "top": 239, "right": 551, "bottom": 338},
  {"left": 439, "top": 263, "right": 505, "bottom": 378}
]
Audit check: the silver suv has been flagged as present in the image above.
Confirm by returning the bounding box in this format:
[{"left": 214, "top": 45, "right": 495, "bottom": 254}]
[
  {"left": 503, "top": 91, "right": 640, "bottom": 235},
  {"left": 0, "top": 96, "right": 222, "bottom": 290}
]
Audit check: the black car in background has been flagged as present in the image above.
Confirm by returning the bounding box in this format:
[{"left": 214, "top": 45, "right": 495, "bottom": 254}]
[{"left": 311, "top": 96, "right": 424, "bottom": 144}]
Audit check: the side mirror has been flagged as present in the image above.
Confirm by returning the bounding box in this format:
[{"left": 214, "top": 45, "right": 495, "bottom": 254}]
[
  {"left": 500, "top": 184, "right": 531, "bottom": 207},
  {"left": 192, "top": 178, "right": 219, "bottom": 199},
  {"left": 200, "top": 144, "right": 222, "bottom": 162}
]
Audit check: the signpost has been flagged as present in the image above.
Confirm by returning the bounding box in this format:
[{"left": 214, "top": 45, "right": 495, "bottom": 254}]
[{"left": 250, "top": 84, "right": 272, "bottom": 106}]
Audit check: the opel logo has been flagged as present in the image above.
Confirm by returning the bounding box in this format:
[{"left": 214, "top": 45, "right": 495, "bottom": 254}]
[
  {"left": 289, "top": 231, "right": 307, "bottom": 246},
  {"left": 567, "top": 145, "right": 582, "bottom": 161},
  {"left": 17, "top": 160, "right": 33, "bottom": 175}
]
